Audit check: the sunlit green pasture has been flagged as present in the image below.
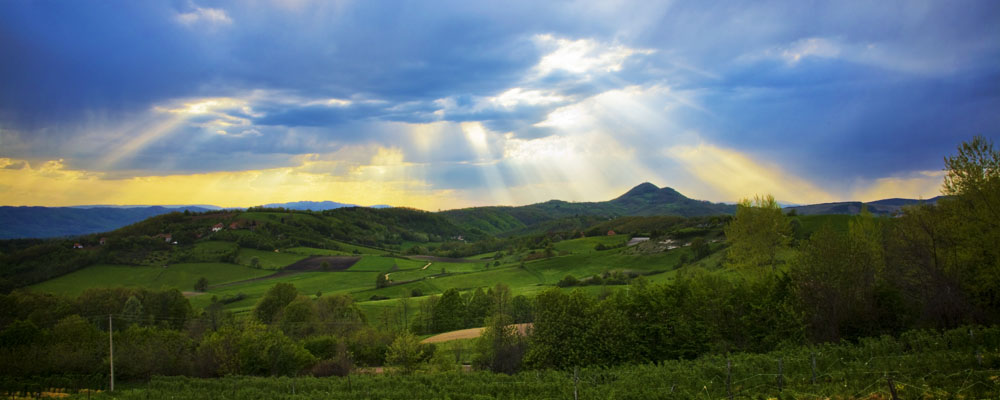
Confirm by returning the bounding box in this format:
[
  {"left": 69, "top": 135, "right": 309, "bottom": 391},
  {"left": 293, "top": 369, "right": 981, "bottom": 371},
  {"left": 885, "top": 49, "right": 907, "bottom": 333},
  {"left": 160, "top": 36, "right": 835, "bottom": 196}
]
[
  {"left": 29, "top": 263, "right": 271, "bottom": 297},
  {"left": 552, "top": 235, "right": 629, "bottom": 253}
]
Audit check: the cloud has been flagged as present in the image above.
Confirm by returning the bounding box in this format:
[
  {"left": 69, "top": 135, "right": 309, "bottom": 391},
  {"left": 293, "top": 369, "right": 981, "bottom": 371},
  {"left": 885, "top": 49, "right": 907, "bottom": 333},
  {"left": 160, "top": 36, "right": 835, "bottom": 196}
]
[
  {"left": 849, "top": 171, "right": 944, "bottom": 202},
  {"left": 0, "top": 159, "right": 27, "bottom": 170},
  {"left": 666, "top": 143, "right": 837, "bottom": 204},
  {"left": 0, "top": 1, "right": 996, "bottom": 208},
  {"left": 176, "top": 4, "right": 232, "bottom": 27},
  {"left": 778, "top": 38, "right": 841, "bottom": 65},
  {"left": 533, "top": 34, "right": 654, "bottom": 77},
  {"left": 0, "top": 154, "right": 454, "bottom": 209}
]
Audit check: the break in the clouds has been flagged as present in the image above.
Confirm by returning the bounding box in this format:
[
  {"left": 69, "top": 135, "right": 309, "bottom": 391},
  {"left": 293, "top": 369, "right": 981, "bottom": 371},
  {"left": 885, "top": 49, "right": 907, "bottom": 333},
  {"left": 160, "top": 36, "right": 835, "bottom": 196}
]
[{"left": 1, "top": 0, "right": 998, "bottom": 208}]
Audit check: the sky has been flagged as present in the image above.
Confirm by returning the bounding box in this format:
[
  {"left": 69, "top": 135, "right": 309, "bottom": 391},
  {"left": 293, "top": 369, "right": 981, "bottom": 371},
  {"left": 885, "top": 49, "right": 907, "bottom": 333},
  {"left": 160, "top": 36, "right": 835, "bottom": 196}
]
[{"left": 1, "top": 0, "right": 998, "bottom": 210}]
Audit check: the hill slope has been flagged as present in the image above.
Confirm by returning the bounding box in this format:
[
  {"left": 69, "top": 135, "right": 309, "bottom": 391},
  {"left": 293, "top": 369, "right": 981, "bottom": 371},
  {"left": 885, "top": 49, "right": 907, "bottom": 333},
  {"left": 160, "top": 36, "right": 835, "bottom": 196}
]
[
  {"left": 442, "top": 183, "right": 736, "bottom": 235},
  {"left": 786, "top": 197, "right": 942, "bottom": 216}
]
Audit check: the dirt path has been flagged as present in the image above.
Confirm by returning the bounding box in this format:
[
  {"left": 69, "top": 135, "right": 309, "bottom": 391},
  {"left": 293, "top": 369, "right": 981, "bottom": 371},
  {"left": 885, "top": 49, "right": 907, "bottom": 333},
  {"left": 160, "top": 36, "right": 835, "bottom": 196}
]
[
  {"left": 421, "top": 262, "right": 432, "bottom": 270},
  {"left": 421, "top": 323, "right": 532, "bottom": 343},
  {"left": 408, "top": 255, "right": 478, "bottom": 263}
]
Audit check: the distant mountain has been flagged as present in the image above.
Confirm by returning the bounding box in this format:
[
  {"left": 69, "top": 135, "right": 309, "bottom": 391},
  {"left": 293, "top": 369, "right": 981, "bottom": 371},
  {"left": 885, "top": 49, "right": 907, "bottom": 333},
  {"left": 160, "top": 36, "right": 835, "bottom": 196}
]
[
  {"left": 68, "top": 204, "right": 224, "bottom": 210},
  {"left": 0, "top": 206, "right": 213, "bottom": 239},
  {"left": 441, "top": 183, "right": 736, "bottom": 235},
  {"left": 785, "top": 197, "right": 943, "bottom": 216},
  {"left": 257, "top": 201, "right": 393, "bottom": 211}
]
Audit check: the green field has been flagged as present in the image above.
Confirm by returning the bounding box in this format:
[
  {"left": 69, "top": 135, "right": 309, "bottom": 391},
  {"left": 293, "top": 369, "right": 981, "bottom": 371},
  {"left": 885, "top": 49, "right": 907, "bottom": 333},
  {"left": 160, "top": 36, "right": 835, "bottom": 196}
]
[
  {"left": 29, "top": 263, "right": 272, "bottom": 297},
  {"left": 286, "top": 241, "right": 387, "bottom": 256},
  {"left": 235, "top": 248, "right": 306, "bottom": 269},
  {"left": 552, "top": 235, "right": 628, "bottom": 253},
  {"left": 22, "top": 225, "right": 740, "bottom": 319}
]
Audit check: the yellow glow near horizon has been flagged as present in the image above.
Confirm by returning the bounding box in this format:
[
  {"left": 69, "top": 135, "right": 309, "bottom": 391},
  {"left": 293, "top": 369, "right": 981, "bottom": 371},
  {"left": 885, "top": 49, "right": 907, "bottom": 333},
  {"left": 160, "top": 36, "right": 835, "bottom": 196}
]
[
  {"left": 0, "top": 155, "right": 456, "bottom": 209},
  {"left": 667, "top": 143, "right": 838, "bottom": 204},
  {"left": 850, "top": 171, "right": 944, "bottom": 202}
]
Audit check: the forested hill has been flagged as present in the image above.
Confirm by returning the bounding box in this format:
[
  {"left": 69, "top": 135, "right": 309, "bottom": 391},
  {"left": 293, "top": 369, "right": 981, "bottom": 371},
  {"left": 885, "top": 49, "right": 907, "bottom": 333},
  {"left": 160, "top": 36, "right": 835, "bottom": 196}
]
[
  {"left": 0, "top": 206, "right": 214, "bottom": 239},
  {"left": 0, "top": 206, "right": 471, "bottom": 291},
  {"left": 784, "top": 197, "right": 943, "bottom": 216},
  {"left": 441, "top": 182, "right": 736, "bottom": 235}
]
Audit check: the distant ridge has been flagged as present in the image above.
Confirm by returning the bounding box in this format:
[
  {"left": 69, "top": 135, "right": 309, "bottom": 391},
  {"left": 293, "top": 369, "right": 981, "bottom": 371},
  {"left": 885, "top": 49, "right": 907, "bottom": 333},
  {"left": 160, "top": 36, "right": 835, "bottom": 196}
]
[
  {"left": 0, "top": 205, "right": 213, "bottom": 239},
  {"left": 785, "top": 197, "right": 943, "bottom": 216},
  {"left": 68, "top": 204, "right": 224, "bottom": 210},
  {"left": 0, "top": 201, "right": 394, "bottom": 239},
  {"left": 257, "top": 201, "right": 392, "bottom": 211}
]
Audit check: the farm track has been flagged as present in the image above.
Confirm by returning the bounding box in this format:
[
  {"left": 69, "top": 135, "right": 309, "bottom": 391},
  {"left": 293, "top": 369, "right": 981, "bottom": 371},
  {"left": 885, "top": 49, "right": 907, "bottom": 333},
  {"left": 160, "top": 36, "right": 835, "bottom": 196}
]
[{"left": 407, "top": 255, "right": 478, "bottom": 263}]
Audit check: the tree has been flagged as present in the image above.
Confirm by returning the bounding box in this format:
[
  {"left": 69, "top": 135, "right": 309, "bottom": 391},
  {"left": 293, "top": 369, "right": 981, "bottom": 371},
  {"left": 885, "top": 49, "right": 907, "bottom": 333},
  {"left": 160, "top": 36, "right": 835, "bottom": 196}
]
[
  {"left": 194, "top": 277, "right": 209, "bottom": 292},
  {"left": 465, "top": 288, "right": 492, "bottom": 327},
  {"left": 316, "top": 293, "right": 365, "bottom": 336},
  {"left": 524, "top": 289, "right": 597, "bottom": 369},
  {"left": 792, "top": 211, "right": 901, "bottom": 342},
  {"left": 557, "top": 275, "right": 579, "bottom": 287},
  {"left": 690, "top": 237, "right": 710, "bottom": 260},
  {"left": 121, "top": 295, "right": 145, "bottom": 325},
  {"left": 474, "top": 313, "right": 525, "bottom": 374},
  {"left": 253, "top": 283, "right": 298, "bottom": 323},
  {"left": 205, "top": 297, "right": 224, "bottom": 331},
  {"left": 385, "top": 331, "right": 424, "bottom": 374},
  {"left": 375, "top": 272, "right": 389, "bottom": 289},
  {"left": 724, "top": 194, "right": 791, "bottom": 271},
  {"left": 936, "top": 136, "right": 1000, "bottom": 315},
  {"left": 279, "top": 296, "right": 317, "bottom": 339},
  {"left": 509, "top": 295, "right": 534, "bottom": 323},
  {"left": 249, "top": 256, "right": 261, "bottom": 269},
  {"left": 116, "top": 325, "right": 194, "bottom": 379},
  {"left": 943, "top": 135, "right": 1000, "bottom": 208},
  {"left": 432, "top": 289, "right": 466, "bottom": 333},
  {"left": 197, "top": 319, "right": 315, "bottom": 376}
]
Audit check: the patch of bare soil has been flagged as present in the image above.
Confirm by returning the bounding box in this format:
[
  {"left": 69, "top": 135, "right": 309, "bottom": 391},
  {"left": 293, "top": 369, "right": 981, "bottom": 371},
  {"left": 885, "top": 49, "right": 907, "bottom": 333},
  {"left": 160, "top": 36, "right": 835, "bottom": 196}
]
[
  {"left": 421, "top": 323, "right": 532, "bottom": 343},
  {"left": 182, "top": 291, "right": 206, "bottom": 298}
]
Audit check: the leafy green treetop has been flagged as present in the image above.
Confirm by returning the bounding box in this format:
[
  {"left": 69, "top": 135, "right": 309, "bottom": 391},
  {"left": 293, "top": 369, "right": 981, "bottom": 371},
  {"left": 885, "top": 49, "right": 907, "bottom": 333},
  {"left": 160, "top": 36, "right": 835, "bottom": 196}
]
[{"left": 724, "top": 194, "right": 791, "bottom": 271}]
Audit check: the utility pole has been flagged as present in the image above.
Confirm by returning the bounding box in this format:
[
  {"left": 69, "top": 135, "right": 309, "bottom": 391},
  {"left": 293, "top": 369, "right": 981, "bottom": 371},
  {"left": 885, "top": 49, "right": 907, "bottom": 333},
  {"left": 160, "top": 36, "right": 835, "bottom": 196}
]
[{"left": 108, "top": 314, "right": 114, "bottom": 392}]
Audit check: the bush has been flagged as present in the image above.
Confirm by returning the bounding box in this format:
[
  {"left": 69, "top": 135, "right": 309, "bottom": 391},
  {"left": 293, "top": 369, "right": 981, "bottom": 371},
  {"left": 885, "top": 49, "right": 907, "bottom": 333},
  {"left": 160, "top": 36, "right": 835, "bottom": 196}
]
[{"left": 556, "top": 275, "right": 579, "bottom": 287}]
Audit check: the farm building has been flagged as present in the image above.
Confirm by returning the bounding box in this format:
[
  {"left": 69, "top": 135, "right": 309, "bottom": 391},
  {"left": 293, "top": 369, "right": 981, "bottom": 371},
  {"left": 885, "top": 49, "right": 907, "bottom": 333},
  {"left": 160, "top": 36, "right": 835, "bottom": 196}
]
[
  {"left": 607, "top": 230, "right": 616, "bottom": 236},
  {"left": 212, "top": 223, "right": 224, "bottom": 232},
  {"left": 73, "top": 243, "right": 84, "bottom": 249}
]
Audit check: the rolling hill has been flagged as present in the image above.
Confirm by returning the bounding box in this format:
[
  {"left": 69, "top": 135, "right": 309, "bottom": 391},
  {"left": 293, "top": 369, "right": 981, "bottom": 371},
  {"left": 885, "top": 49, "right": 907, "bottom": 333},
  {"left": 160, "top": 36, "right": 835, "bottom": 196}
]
[
  {"left": 785, "top": 197, "right": 942, "bottom": 216},
  {"left": 441, "top": 182, "right": 737, "bottom": 235}
]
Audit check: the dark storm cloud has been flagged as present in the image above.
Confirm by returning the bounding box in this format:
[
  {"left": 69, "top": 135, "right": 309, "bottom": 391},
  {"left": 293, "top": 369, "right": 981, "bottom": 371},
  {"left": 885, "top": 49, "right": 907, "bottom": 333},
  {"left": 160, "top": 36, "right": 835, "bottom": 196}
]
[{"left": 0, "top": 0, "right": 998, "bottom": 195}]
